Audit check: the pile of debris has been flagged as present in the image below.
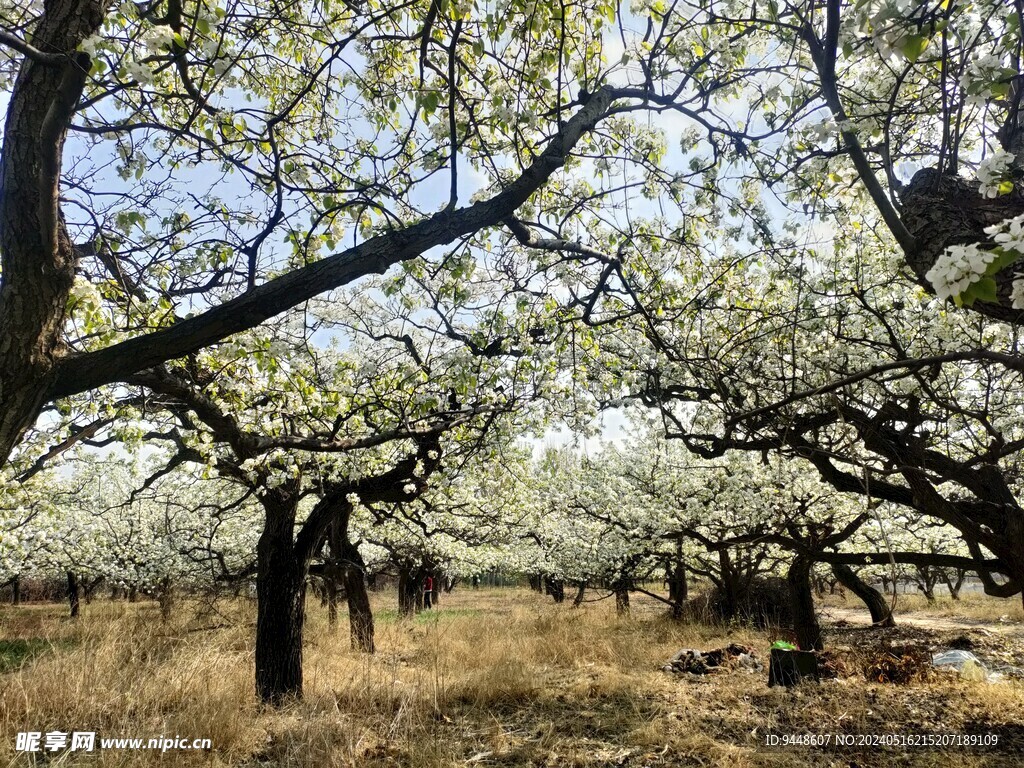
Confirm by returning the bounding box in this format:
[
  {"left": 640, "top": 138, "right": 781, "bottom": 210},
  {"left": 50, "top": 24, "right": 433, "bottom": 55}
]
[
  {"left": 662, "top": 643, "right": 762, "bottom": 676},
  {"left": 864, "top": 643, "right": 933, "bottom": 684}
]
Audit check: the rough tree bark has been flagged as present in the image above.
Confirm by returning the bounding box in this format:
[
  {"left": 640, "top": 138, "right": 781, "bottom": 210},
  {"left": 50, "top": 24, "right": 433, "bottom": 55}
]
[
  {"left": 544, "top": 576, "right": 565, "bottom": 603},
  {"left": 341, "top": 537, "right": 374, "bottom": 653},
  {"left": 397, "top": 566, "right": 420, "bottom": 617},
  {"left": 901, "top": 170, "right": 1024, "bottom": 325},
  {"left": 255, "top": 492, "right": 306, "bottom": 704},
  {"left": 943, "top": 569, "right": 967, "bottom": 600},
  {"left": 614, "top": 584, "right": 630, "bottom": 616},
  {"left": 717, "top": 550, "right": 739, "bottom": 620},
  {"left": 668, "top": 540, "right": 688, "bottom": 620},
  {"left": 324, "top": 577, "right": 340, "bottom": 628},
  {"left": 158, "top": 577, "right": 175, "bottom": 621},
  {"left": 66, "top": 570, "right": 80, "bottom": 618},
  {"left": 0, "top": 0, "right": 107, "bottom": 463},
  {"left": 913, "top": 565, "right": 939, "bottom": 603},
  {"left": 82, "top": 575, "right": 103, "bottom": 604},
  {"left": 831, "top": 563, "right": 894, "bottom": 627},
  {"left": 572, "top": 580, "right": 587, "bottom": 607},
  {"left": 787, "top": 555, "right": 823, "bottom": 651}
]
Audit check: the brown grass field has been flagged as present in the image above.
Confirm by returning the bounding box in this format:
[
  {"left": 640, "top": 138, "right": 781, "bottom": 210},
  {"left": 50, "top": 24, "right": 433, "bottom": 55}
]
[{"left": 1, "top": 586, "right": 1023, "bottom": 767}]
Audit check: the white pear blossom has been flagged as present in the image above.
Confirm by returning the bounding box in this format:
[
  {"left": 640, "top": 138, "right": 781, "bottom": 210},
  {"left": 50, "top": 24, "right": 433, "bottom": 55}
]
[
  {"left": 959, "top": 53, "right": 1007, "bottom": 106},
  {"left": 977, "top": 150, "right": 1015, "bottom": 198},
  {"left": 141, "top": 25, "right": 176, "bottom": 54},
  {"left": 925, "top": 244, "right": 998, "bottom": 301},
  {"left": 124, "top": 60, "right": 155, "bottom": 85},
  {"left": 79, "top": 34, "right": 104, "bottom": 55},
  {"left": 985, "top": 214, "right": 1024, "bottom": 254},
  {"left": 1011, "top": 277, "right": 1024, "bottom": 310}
]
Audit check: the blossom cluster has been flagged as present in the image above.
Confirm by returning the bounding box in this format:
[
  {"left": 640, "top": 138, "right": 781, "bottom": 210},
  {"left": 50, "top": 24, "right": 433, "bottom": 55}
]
[
  {"left": 959, "top": 53, "right": 1007, "bottom": 106},
  {"left": 977, "top": 149, "right": 1015, "bottom": 198},
  {"left": 924, "top": 244, "right": 999, "bottom": 301},
  {"left": 925, "top": 214, "right": 1024, "bottom": 305},
  {"left": 986, "top": 213, "right": 1024, "bottom": 253},
  {"left": 985, "top": 214, "right": 1024, "bottom": 309}
]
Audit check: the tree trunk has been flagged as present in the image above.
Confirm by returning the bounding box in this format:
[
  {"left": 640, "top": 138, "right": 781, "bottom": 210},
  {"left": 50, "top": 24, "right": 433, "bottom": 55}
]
[
  {"left": 398, "top": 567, "right": 419, "bottom": 617},
  {"left": 614, "top": 585, "right": 630, "bottom": 616},
  {"left": 325, "top": 579, "right": 339, "bottom": 628},
  {"left": 943, "top": 569, "right": 966, "bottom": 600},
  {"left": 718, "top": 550, "right": 738, "bottom": 620},
  {"left": 11, "top": 575, "right": 20, "bottom": 606},
  {"left": 572, "top": 580, "right": 587, "bottom": 607},
  {"left": 831, "top": 563, "right": 894, "bottom": 627},
  {"left": 158, "top": 577, "right": 174, "bottom": 621},
  {"left": 66, "top": 571, "right": 80, "bottom": 619},
  {"left": 787, "top": 555, "right": 822, "bottom": 651},
  {"left": 255, "top": 505, "right": 306, "bottom": 704},
  {"left": 83, "top": 576, "right": 104, "bottom": 603},
  {"left": 668, "top": 542, "right": 688, "bottom": 620},
  {"left": 544, "top": 576, "right": 565, "bottom": 603},
  {"left": 0, "top": 1, "right": 106, "bottom": 467},
  {"left": 342, "top": 539, "right": 374, "bottom": 653},
  {"left": 914, "top": 567, "right": 938, "bottom": 603},
  {"left": 813, "top": 574, "right": 827, "bottom": 598}
]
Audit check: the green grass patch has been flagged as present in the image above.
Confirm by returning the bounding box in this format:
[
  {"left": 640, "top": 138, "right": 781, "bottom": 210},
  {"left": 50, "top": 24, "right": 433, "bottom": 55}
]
[
  {"left": 369, "top": 607, "right": 484, "bottom": 624},
  {"left": 0, "top": 638, "right": 74, "bottom": 673}
]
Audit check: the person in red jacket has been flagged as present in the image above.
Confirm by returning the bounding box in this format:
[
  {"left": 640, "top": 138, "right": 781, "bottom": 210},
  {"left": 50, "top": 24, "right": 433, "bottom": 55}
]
[{"left": 423, "top": 575, "right": 434, "bottom": 609}]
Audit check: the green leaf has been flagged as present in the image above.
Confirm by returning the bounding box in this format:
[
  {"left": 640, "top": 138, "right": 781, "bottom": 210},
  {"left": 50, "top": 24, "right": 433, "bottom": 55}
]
[
  {"left": 984, "top": 248, "right": 1021, "bottom": 276},
  {"left": 896, "top": 34, "right": 929, "bottom": 62},
  {"left": 963, "top": 277, "right": 999, "bottom": 305},
  {"left": 423, "top": 90, "right": 440, "bottom": 115}
]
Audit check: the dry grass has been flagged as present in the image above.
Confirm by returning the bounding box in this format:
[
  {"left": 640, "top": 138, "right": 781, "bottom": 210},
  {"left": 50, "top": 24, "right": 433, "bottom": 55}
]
[
  {"left": 818, "top": 589, "right": 1024, "bottom": 623},
  {"left": 0, "top": 588, "right": 1022, "bottom": 767}
]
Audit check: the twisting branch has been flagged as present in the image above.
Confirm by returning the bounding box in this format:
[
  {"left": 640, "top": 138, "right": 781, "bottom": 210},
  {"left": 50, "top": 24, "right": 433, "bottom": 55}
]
[
  {"left": 803, "top": 0, "right": 916, "bottom": 253},
  {"left": 0, "top": 30, "right": 66, "bottom": 65},
  {"left": 50, "top": 85, "right": 621, "bottom": 398}
]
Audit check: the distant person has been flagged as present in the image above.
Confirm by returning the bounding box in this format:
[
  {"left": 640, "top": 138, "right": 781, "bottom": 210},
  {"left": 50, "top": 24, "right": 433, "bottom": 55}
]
[{"left": 424, "top": 575, "right": 434, "bottom": 609}]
